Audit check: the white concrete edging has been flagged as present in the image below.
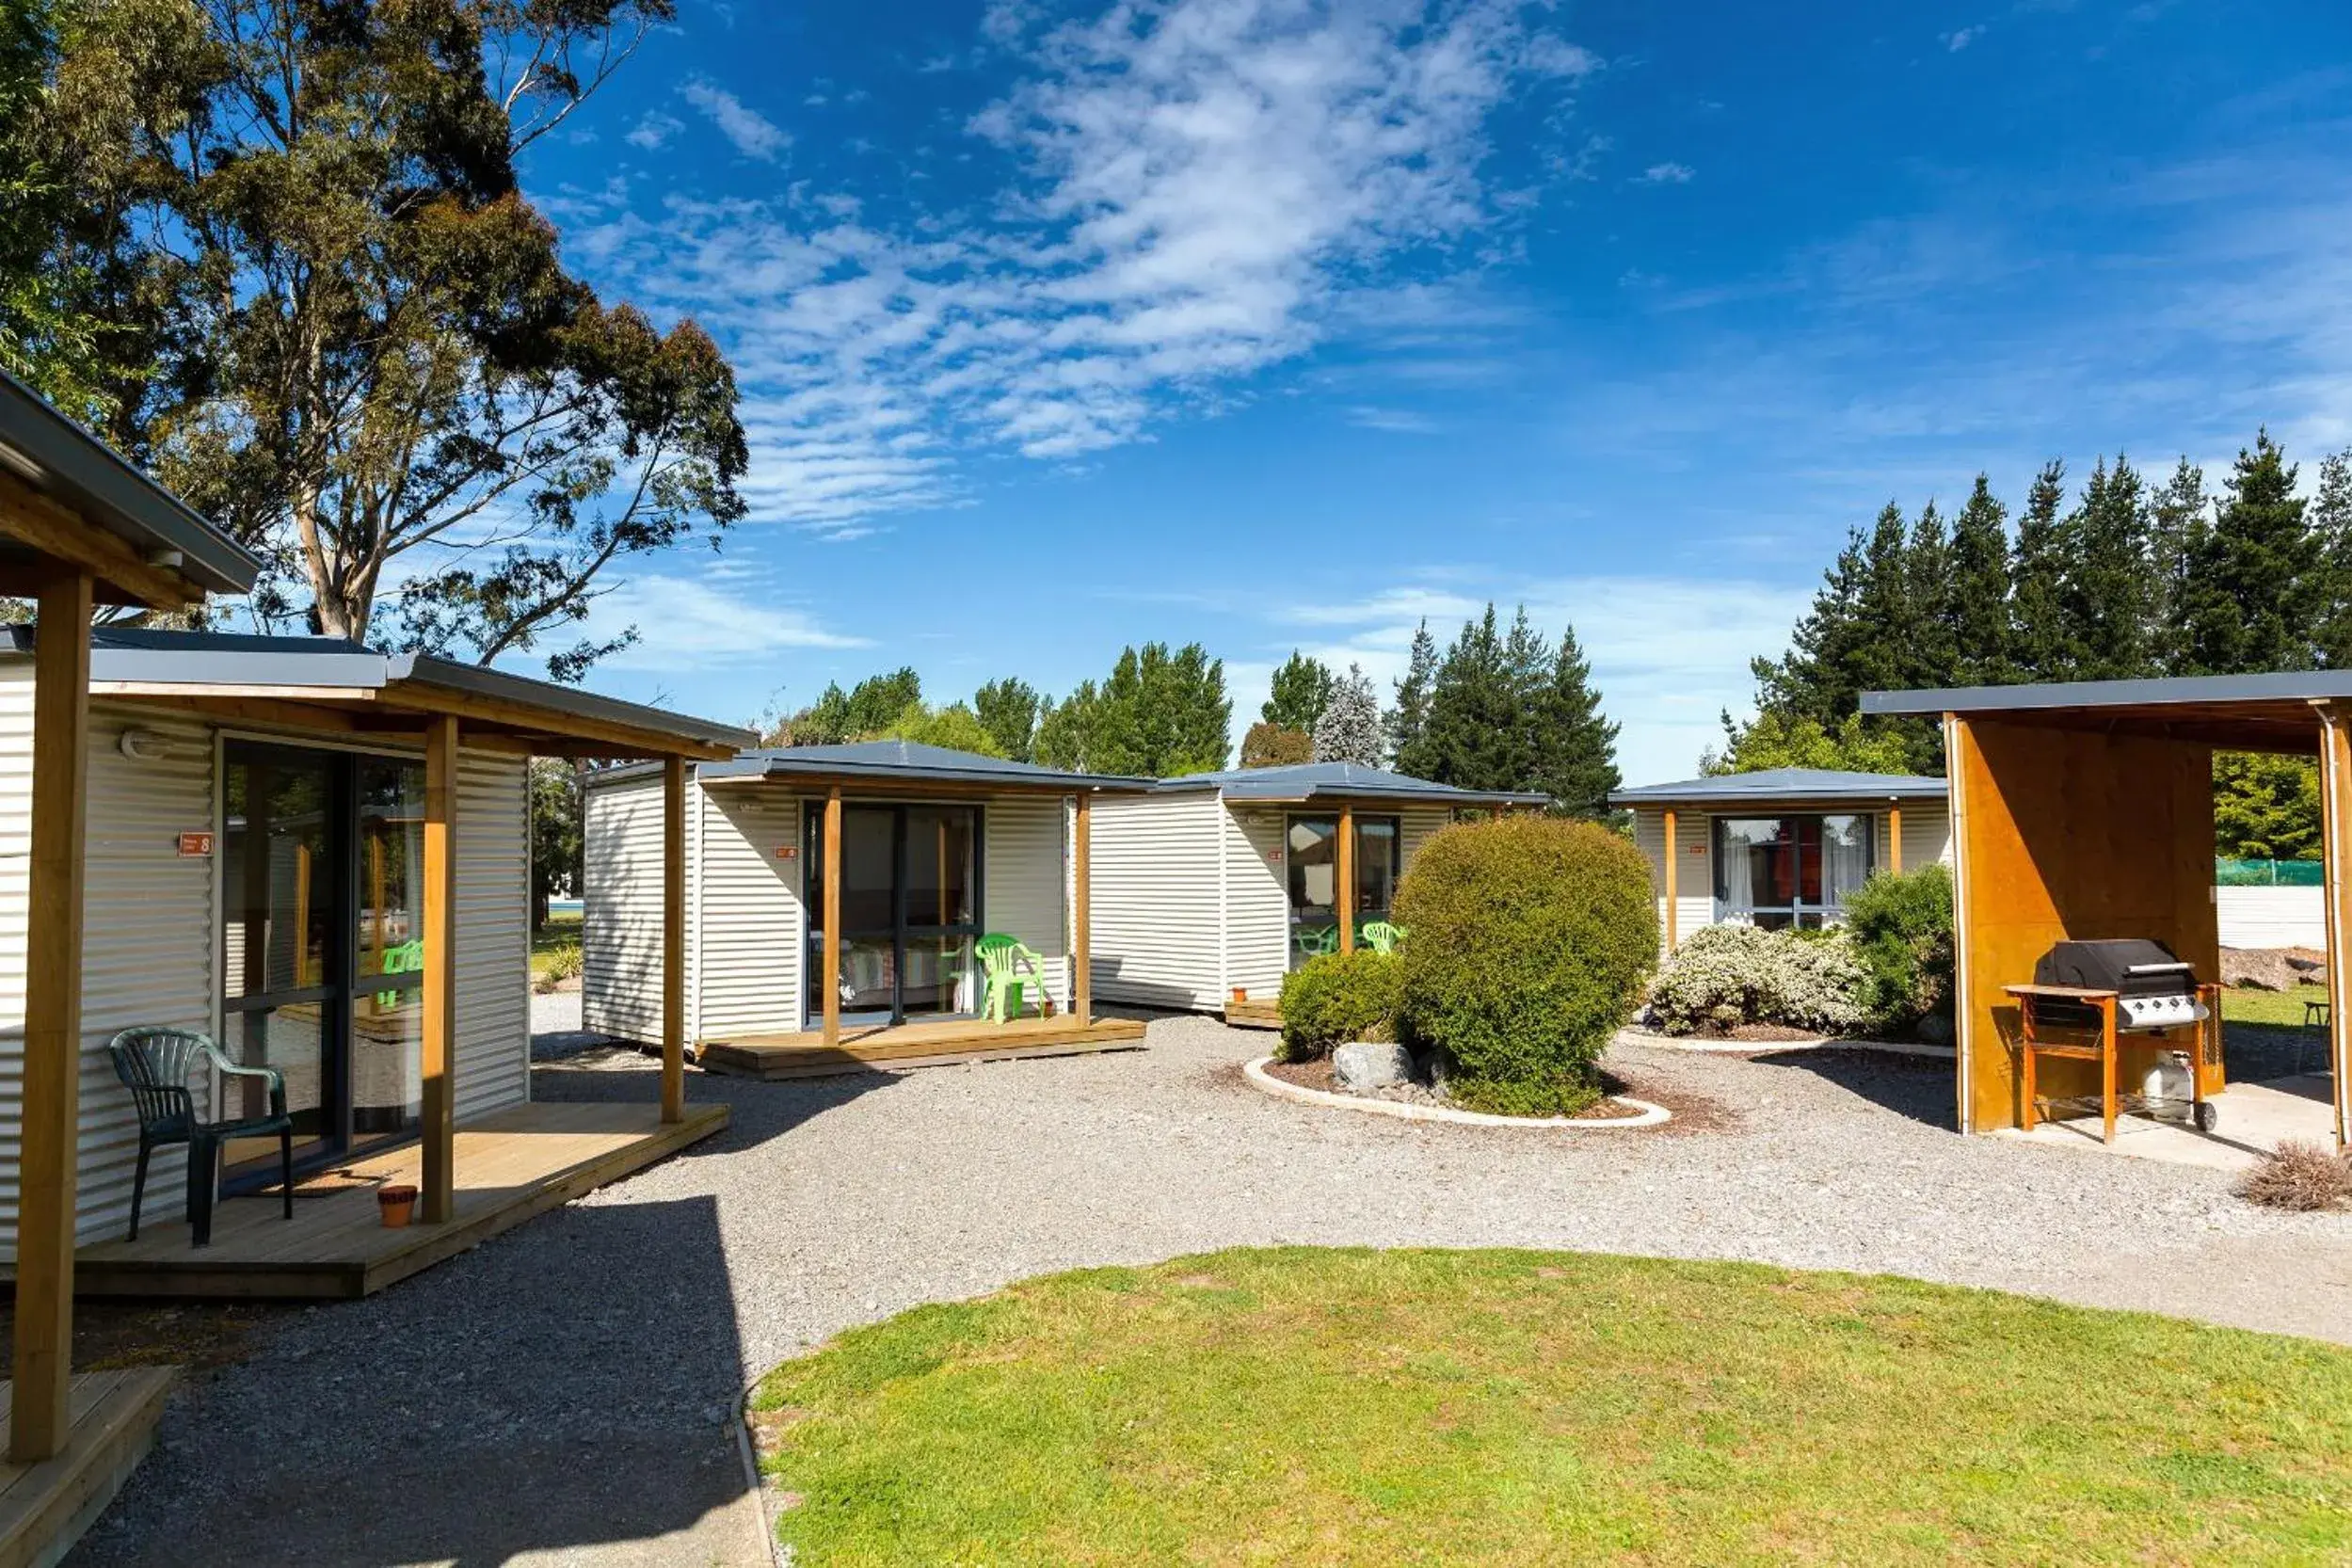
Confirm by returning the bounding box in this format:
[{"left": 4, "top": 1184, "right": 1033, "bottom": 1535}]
[
  {"left": 1620, "top": 1029, "right": 1955, "bottom": 1062},
  {"left": 1243, "top": 1056, "right": 1671, "bottom": 1128}
]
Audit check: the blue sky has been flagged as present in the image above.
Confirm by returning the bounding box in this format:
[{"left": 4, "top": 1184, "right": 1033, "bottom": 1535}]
[{"left": 518, "top": 0, "right": 2352, "bottom": 783}]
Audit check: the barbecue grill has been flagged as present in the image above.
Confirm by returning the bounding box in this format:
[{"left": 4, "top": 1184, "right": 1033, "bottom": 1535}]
[
  {"left": 2005, "top": 938, "right": 2222, "bottom": 1142},
  {"left": 2033, "top": 939, "right": 2209, "bottom": 1032}
]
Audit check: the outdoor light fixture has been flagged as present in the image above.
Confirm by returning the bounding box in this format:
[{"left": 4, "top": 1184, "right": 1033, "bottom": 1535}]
[{"left": 117, "top": 728, "right": 173, "bottom": 762}]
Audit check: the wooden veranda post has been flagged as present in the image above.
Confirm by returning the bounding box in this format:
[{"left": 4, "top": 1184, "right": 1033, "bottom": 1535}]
[
  {"left": 422, "top": 713, "right": 458, "bottom": 1224},
  {"left": 2319, "top": 705, "right": 2352, "bottom": 1149},
  {"left": 1074, "top": 792, "right": 1093, "bottom": 1025},
  {"left": 1888, "top": 805, "right": 1904, "bottom": 874},
  {"left": 662, "top": 756, "right": 686, "bottom": 1125},
  {"left": 1662, "top": 808, "right": 1678, "bottom": 952},
  {"left": 1337, "top": 802, "right": 1356, "bottom": 955},
  {"left": 11, "top": 574, "right": 92, "bottom": 1463},
  {"left": 822, "top": 787, "right": 842, "bottom": 1048}
]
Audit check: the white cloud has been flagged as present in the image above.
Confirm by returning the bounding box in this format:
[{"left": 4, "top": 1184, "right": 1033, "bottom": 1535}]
[
  {"left": 570, "top": 1, "right": 1589, "bottom": 530},
  {"left": 1637, "top": 162, "right": 1695, "bottom": 185},
  {"left": 681, "top": 77, "right": 792, "bottom": 161},
  {"left": 626, "top": 110, "right": 683, "bottom": 151},
  {"left": 1943, "top": 24, "right": 1985, "bottom": 52},
  {"left": 1344, "top": 405, "right": 1442, "bottom": 434},
  {"left": 587, "top": 573, "right": 870, "bottom": 672}
]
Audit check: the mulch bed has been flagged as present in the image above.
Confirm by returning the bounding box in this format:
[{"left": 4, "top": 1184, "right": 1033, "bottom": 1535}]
[{"left": 1260, "top": 1057, "right": 1675, "bottom": 1124}]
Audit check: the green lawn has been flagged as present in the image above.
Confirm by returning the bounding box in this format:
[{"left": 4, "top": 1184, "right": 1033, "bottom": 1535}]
[
  {"left": 752, "top": 1248, "right": 2352, "bottom": 1565},
  {"left": 531, "top": 909, "right": 580, "bottom": 983},
  {"left": 2223, "top": 984, "right": 2330, "bottom": 1028}
]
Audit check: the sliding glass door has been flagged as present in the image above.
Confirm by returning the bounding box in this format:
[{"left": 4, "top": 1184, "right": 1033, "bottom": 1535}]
[
  {"left": 1712, "top": 813, "right": 1874, "bottom": 929},
  {"left": 1285, "top": 812, "right": 1401, "bottom": 967},
  {"left": 221, "top": 743, "right": 429, "bottom": 1186},
  {"left": 805, "top": 804, "right": 984, "bottom": 1025}
]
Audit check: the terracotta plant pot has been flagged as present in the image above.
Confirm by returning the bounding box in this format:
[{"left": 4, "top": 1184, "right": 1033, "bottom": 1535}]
[
  {"left": 376, "top": 1183, "right": 419, "bottom": 1229},
  {"left": 1231, "top": 986, "right": 1247, "bottom": 1005}
]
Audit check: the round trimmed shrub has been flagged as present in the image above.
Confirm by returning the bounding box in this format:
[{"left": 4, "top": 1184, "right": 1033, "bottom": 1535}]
[
  {"left": 1391, "top": 815, "right": 1658, "bottom": 1115},
  {"left": 1646, "top": 923, "right": 1868, "bottom": 1036},
  {"left": 1840, "top": 864, "right": 1955, "bottom": 1033},
  {"left": 1276, "top": 950, "right": 1402, "bottom": 1062}
]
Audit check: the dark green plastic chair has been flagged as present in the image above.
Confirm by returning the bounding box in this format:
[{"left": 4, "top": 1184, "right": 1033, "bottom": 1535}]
[{"left": 107, "top": 1027, "right": 294, "bottom": 1247}]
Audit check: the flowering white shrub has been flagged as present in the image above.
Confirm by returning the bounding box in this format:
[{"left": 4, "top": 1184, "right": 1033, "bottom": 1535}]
[{"left": 1647, "top": 922, "right": 1869, "bottom": 1036}]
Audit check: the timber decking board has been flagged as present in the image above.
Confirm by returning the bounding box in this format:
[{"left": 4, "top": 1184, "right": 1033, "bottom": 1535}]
[
  {"left": 42, "top": 1101, "right": 728, "bottom": 1300},
  {"left": 1223, "top": 999, "right": 1281, "bottom": 1030},
  {"left": 0, "top": 1368, "right": 175, "bottom": 1568},
  {"left": 700, "top": 1013, "right": 1145, "bottom": 1080}
]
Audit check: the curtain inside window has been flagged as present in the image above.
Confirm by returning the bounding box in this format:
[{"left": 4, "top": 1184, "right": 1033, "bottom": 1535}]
[
  {"left": 1718, "top": 820, "right": 1760, "bottom": 910},
  {"left": 1821, "top": 814, "right": 1872, "bottom": 906}
]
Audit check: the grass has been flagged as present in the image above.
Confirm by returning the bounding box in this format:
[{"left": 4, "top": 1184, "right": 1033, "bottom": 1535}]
[
  {"left": 531, "top": 908, "right": 581, "bottom": 983},
  {"left": 750, "top": 1247, "right": 2352, "bottom": 1565},
  {"left": 2222, "top": 984, "right": 2330, "bottom": 1028}
]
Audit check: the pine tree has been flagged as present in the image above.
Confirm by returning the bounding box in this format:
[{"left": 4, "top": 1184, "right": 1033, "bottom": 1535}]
[
  {"left": 2180, "top": 431, "right": 2315, "bottom": 675},
  {"left": 2059, "top": 456, "right": 2154, "bottom": 680},
  {"left": 1905, "top": 500, "right": 1957, "bottom": 690},
  {"left": 1386, "top": 620, "right": 1439, "bottom": 776},
  {"left": 2311, "top": 450, "right": 2352, "bottom": 668},
  {"left": 2009, "top": 460, "right": 2074, "bottom": 680},
  {"left": 1312, "top": 664, "right": 1384, "bottom": 766},
  {"left": 1751, "top": 527, "right": 1869, "bottom": 728},
  {"left": 2146, "top": 457, "right": 2209, "bottom": 674},
  {"left": 1086, "top": 642, "right": 1230, "bottom": 776},
  {"left": 1533, "top": 626, "right": 1621, "bottom": 817},
  {"left": 1944, "top": 474, "right": 2012, "bottom": 686},
  {"left": 972, "top": 678, "right": 1042, "bottom": 761},
  {"left": 1263, "top": 651, "right": 1335, "bottom": 732},
  {"left": 1419, "top": 607, "right": 1528, "bottom": 791}
]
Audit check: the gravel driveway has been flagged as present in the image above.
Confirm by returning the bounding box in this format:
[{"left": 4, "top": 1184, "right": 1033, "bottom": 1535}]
[{"left": 69, "top": 1016, "right": 2352, "bottom": 1565}]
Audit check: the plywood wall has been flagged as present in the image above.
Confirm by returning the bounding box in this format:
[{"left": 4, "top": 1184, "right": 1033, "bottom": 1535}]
[{"left": 1951, "top": 717, "right": 2219, "bottom": 1131}]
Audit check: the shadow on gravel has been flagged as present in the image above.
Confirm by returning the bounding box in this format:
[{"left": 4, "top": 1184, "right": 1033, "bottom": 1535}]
[
  {"left": 1745, "top": 1048, "right": 1959, "bottom": 1133},
  {"left": 71, "top": 1193, "right": 762, "bottom": 1568}
]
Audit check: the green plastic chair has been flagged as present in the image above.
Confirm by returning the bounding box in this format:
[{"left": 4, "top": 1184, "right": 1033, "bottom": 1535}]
[
  {"left": 376, "top": 937, "right": 424, "bottom": 1007},
  {"left": 1292, "top": 923, "right": 1339, "bottom": 961},
  {"left": 1359, "top": 920, "right": 1405, "bottom": 954},
  {"left": 977, "top": 933, "right": 1045, "bottom": 1024}
]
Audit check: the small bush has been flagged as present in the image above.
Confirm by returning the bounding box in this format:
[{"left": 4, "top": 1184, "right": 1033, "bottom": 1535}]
[
  {"left": 1843, "top": 864, "right": 1955, "bottom": 1033},
  {"left": 1648, "top": 923, "right": 1869, "bottom": 1036},
  {"left": 1277, "top": 950, "right": 1402, "bottom": 1061},
  {"left": 1392, "top": 815, "right": 1657, "bottom": 1115},
  {"left": 2238, "top": 1140, "right": 2352, "bottom": 1211}
]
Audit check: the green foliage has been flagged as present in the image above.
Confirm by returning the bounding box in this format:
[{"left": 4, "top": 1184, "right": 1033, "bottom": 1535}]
[
  {"left": 874, "top": 700, "right": 1006, "bottom": 758},
  {"left": 2180, "top": 433, "right": 2316, "bottom": 677},
  {"left": 1263, "top": 651, "right": 1335, "bottom": 732},
  {"left": 1408, "top": 605, "right": 1620, "bottom": 811},
  {"left": 1701, "top": 711, "right": 1915, "bottom": 776},
  {"left": 1646, "top": 924, "right": 1869, "bottom": 1036},
  {"left": 973, "top": 678, "right": 1040, "bottom": 762},
  {"left": 1276, "top": 951, "right": 1402, "bottom": 1062},
  {"left": 1944, "top": 475, "right": 2012, "bottom": 686},
  {"left": 1038, "top": 643, "right": 1230, "bottom": 776},
  {"left": 2213, "top": 753, "right": 2322, "bottom": 860},
  {"left": 1240, "top": 720, "right": 1313, "bottom": 769},
  {"left": 528, "top": 759, "right": 581, "bottom": 928},
  {"left": 766, "top": 668, "right": 926, "bottom": 746},
  {"left": 31, "top": 0, "right": 737, "bottom": 677},
  {"left": 1386, "top": 619, "right": 1439, "bottom": 775},
  {"left": 1391, "top": 816, "right": 1656, "bottom": 1114},
  {"left": 1841, "top": 865, "right": 1956, "bottom": 1032}
]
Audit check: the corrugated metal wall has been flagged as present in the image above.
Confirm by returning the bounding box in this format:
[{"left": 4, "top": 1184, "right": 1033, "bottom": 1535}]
[
  {"left": 1632, "top": 806, "right": 1718, "bottom": 949},
  {"left": 2217, "top": 887, "right": 2326, "bottom": 949},
  {"left": 695, "top": 781, "right": 801, "bottom": 1039},
  {"left": 985, "top": 793, "right": 1070, "bottom": 1004},
  {"left": 1224, "top": 804, "right": 1288, "bottom": 1000},
  {"left": 1086, "top": 792, "right": 1224, "bottom": 1008},
  {"left": 583, "top": 772, "right": 665, "bottom": 1045},
  {"left": 454, "top": 748, "right": 531, "bottom": 1120}
]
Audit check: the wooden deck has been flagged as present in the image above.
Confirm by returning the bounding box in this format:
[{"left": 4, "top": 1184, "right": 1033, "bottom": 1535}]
[
  {"left": 699, "top": 1012, "right": 1146, "bottom": 1080},
  {"left": 1223, "top": 998, "right": 1281, "bottom": 1031},
  {"left": 0, "top": 1368, "right": 175, "bottom": 1568},
  {"left": 53, "top": 1101, "right": 728, "bottom": 1301}
]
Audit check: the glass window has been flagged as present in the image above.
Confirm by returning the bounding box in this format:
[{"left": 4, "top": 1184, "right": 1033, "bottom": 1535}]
[
  {"left": 806, "top": 803, "right": 984, "bottom": 1024},
  {"left": 221, "top": 747, "right": 340, "bottom": 1164},
  {"left": 1713, "top": 813, "right": 1875, "bottom": 929},
  {"left": 352, "top": 759, "right": 425, "bottom": 1138},
  {"left": 1354, "top": 817, "right": 1400, "bottom": 920},
  {"left": 1286, "top": 813, "right": 1402, "bottom": 966}
]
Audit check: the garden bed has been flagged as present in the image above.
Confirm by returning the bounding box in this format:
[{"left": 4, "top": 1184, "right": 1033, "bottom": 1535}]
[
  {"left": 1245, "top": 1056, "right": 1670, "bottom": 1128},
  {"left": 749, "top": 1247, "right": 2352, "bottom": 1563}
]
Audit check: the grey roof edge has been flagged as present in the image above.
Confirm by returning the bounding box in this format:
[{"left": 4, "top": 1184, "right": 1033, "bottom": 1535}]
[
  {"left": 0, "top": 369, "right": 263, "bottom": 596},
  {"left": 1863, "top": 670, "right": 2352, "bottom": 717},
  {"left": 10, "top": 626, "right": 751, "bottom": 750},
  {"left": 1608, "top": 775, "right": 1949, "bottom": 807}
]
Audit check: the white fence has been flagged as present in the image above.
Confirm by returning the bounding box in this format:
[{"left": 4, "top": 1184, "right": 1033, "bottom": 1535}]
[{"left": 2217, "top": 886, "right": 2325, "bottom": 950}]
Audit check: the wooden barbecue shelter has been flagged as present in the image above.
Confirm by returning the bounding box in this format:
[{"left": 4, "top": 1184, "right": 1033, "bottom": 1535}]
[{"left": 1864, "top": 673, "right": 2352, "bottom": 1146}]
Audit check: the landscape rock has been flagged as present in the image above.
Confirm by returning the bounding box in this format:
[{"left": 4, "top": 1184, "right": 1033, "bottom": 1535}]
[
  {"left": 1915, "top": 1013, "right": 1955, "bottom": 1047},
  {"left": 2222, "top": 947, "right": 2328, "bottom": 993},
  {"left": 1333, "top": 1040, "right": 1420, "bottom": 1093}
]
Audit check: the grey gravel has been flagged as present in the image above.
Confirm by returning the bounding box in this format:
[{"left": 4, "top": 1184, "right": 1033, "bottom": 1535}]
[{"left": 69, "top": 1014, "right": 2352, "bottom": 1566}]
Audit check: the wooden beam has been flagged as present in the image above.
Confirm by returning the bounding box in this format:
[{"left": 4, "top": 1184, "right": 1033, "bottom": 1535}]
[
  {"left": 1337, "top": 802, "right": 1356, "bottom": 955},
  {"left": 421, "top": 713, "right": 458, "bottom": 1224},
  {"left": 1888, "top": 804, "right": 1903, "bottom": 875},
  {"left": 371, "top": 681, "right": 736, "bottom": 761},
  {"left": 11, "top": 574, "right": 92, "bottom": 1463},
  {"left": 97, "top": 691, "right": 424, "bottom": 741},
  {"left": 0, "top": 471, "right": 200, "bottom": 610},
  {"left": 662, "top": 756, "right": 686, "bottom": 1125},
  {"left": 1663, "top": 808, "right": 1678, "bottom": 952},
  {"left": 1074, "top": 792, "right": 1093, "bottom": 1026},
  {"left": 2319, "top": 706, "right": 2352, "bottom": 1150},
  {"left": 823, "top": 787, "right": 842, "bottom": 1049}
]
